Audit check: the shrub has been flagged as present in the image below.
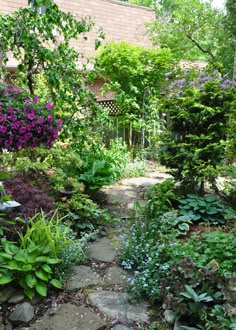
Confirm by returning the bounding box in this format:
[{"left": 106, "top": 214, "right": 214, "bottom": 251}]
[
  {"left": 158, "top": 72, "right": 235, "bottom": 193},
  {"left": 3, "top": 176, "right": 54, "bottom": 219},
  {"left": 0, "top": 83, "right": 62, "bottom": 151},
  {"left": 57, "top": 192, "right": 110, "bottom": 234}
]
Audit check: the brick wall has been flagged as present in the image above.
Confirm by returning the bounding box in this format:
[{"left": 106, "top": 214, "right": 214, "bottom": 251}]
[
  {"left": 1, "top": 0, "right": 155, "bottom": 99},
  {"left": 0, "top": 0, "right": 26, "bottom": 14},
  {"left": 1, "top": 0, "right": 154, "bottom": 60}
]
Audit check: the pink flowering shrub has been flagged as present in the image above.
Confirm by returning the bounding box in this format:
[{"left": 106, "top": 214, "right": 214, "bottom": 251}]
[{"left": 0, "top": 84, "right": 63, "bottom": 151}]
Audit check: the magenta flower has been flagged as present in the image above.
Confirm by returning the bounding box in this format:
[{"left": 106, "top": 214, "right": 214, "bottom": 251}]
[
  {"left": 0, "top": 125, "right": 7, "bottom": 134},
  {"left": 0, "top": 114, "right": 7, "bottom": 122},
  {"left": 27, "top": 113, "right": 35, "bottom": 120},
  {"left": 1, "top": 83, "right": 62, "bottom": 151},
  {"left": 19, "top": 127, "right": 27, "bottom": 134},
  {"left": 37, "top": 116, "right": 44, "bottom": 124},
  {"left": 25, "top": 98, "right": 31, "bottom": 104},
  {"left": 56, "top": 118, "right": 63, "bottom": 127},
  {"left": 46, "top": 103, "right": 53, "bottom": 110},
  {"left": 4, "top": 140, "right": 12, "bottom": 148},
  {"left": 10, "top": 114, "right": 18, "bottom": 121},
  {"left": 47, "top": 115, "right": 52, "bottom": 123},
  {"left": 25, "top": 132, "right": 33, "bottom": 140},
  {"left": 11, "top": 123, "right": 18, "bottom": 130},
  {"left": 33, "top": 96, "right": 39, "bottom": 103}
]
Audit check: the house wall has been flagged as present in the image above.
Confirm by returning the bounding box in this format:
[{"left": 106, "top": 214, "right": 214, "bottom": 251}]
[
  {"left": 1, "top": 0, "right": 155, "bottom": 99},
  {"left": 1, "top": 0, "right": 154, "bottom": 59}
]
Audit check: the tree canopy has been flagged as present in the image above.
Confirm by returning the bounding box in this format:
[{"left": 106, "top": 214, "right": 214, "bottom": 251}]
[{"left": 147, "top": 0, "right": 234, "bottom": 77}]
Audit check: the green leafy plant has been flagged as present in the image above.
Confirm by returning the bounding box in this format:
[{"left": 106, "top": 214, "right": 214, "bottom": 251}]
[
  {"left": 57, "top": 192, "right": 110, "bottom": 233},
  {"left": 96, "top": 41, "right": 175, "bottom": 149},
  {"left": 159, "top": 73, "right": 235, "bottom": 193},
  {"left": 0, "top": 238, "right": 61, "bottom": 299},
  {"left": 79, "top": 159, "right": 114, "bottom": 194},
  {"left": 178, "top": 194, "right": 236, "bottom": 224},
  {"left": 145, "top": 178, "right": 179, "bottom": 217},
  {"left": 0, "top": 211, "right": 80, "bottom": 299}
]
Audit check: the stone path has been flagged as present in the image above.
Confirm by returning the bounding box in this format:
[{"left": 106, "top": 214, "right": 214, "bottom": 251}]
[{"left": 0, "top": 163, "right": 170, "bottom": 330}]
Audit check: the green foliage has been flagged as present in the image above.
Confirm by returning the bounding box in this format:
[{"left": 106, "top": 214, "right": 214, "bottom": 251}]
[
  {"left": 225, "top": 0, "right": 236, "bottom": 37},
  {"left": 57, "top": 192, "right": 110, "bottom": 233},
  {"left": 148, "top": 0, "right": 234, "bottom": 76},
  {"left": 178, "top": 194, "right": 236, "bottom": 224},
  {"left": 120, "top": 0, "right": 154, "bottom": 7},
  {"left": 0, "top": 238, "right": 61, "bottom": 299},
  {"left": 159, "top": 73, "right": 235, "bottom": 193},
  {"left": 145, "top": 178, "right": 178, "bottom": 217},
  {"left": 96, "top": 42, "right": 175, "bottom": 147},
  {"left": 79, "top": 159, "right": 114, "bottom": 194},
  {"left": 186, "top": 231, "right": 236, "bottom": 276},
  {"left": 160, "top": 258, "right": 229, "bottom": 328},
  {"left": 0, "top": 211, "right": 88, "bottom": 299}
]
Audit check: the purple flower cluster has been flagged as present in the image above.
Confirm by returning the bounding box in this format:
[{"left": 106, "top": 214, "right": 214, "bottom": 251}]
[
  {"left": 168, "top": 71, "right": 232, "bottom": 97},
  {"left": 0, "top": 84, "right": 63, "bottom": 151}
]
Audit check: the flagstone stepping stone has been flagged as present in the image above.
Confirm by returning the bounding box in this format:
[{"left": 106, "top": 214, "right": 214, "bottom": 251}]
[
  {"left": 88, "top": 238, "right": 117, "bottom": 262},
  {"left": 103, "top": 266, "right": 127, "bottom": 286},
  {"left": 65, "top": 265, "right": 100, "bottom": 291},
  {"left": 120, "top": 177, "right": 164, "bottom": 187},
  {"left": 88, "top": 291, "right": 149, "bottom": 323},
  {"left": 29, "top": 304, "right": 106, "bottom": 330},
  {"left": 102, "top": 186, "right": 138, "bottom": 204}
]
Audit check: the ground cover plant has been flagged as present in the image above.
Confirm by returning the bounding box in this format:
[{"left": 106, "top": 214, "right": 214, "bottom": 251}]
[{"left": 120, "top": 178, "right": 236, "bottom": 328}]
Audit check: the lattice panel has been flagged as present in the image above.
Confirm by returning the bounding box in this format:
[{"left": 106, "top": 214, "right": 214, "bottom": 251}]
[{"left": 98, "top": 100, "right": 120, "bottom": 115}]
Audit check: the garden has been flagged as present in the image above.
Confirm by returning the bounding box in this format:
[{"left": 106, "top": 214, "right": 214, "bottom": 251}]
[{"left": 0, "top": 0, "right": 236, "bottom": 329}]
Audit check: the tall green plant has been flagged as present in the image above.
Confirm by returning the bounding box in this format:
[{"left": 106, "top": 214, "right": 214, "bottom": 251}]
[
  {"left": 159, "top": 72, "right": 235, "bottom": 193},
  {"left": 96, "top": 42, "right": 176, "bottom": 147}
]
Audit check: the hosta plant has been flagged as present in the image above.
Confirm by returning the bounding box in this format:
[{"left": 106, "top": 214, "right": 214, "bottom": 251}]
[
  {"left": 178, "top": 194, "right": 236, "bottom": 224},
  {"left": 0, "top": 238, "right": 62, "bottom": 299}
]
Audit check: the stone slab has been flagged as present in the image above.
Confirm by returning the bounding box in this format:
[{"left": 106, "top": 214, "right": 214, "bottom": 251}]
[
  {"left": 88, "top": 291, "right": 149, "bottom": 323},
  {"left": 102, "top": 186, "right": 138, "bottom": 204},
  {"left": 120, "top": 177, "right": 165, "bottom": 187},
  {"left": 29, "top": 304, "right": 106, "bottom": 330},
  {"left": 65, "top": 265, "right": 100, "bottom": 291},
  {"left": 88, "top": 238, "right": 116, "bottom": 262},
  {"left": 103, "top": 266, "right": 127, "bottom": 286}
]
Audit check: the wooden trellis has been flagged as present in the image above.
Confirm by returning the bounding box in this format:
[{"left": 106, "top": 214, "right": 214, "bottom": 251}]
[{"left": 97, "top": 99, "right": 120, "bottom": 115}]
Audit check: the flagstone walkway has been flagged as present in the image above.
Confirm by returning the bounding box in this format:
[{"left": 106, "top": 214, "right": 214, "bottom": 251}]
[{"left": 0, "top": 163, "right": 170, "bottom": 330}]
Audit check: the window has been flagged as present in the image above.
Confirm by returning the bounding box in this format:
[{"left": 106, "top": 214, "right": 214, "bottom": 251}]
[{"left": 30, "top": 1, "right": 53, "bottom": 14}]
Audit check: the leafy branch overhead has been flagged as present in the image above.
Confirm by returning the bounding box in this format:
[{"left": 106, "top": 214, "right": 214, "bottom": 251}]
[{"left": 148, "top": 0, "right": 235, "bottom": 77}]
